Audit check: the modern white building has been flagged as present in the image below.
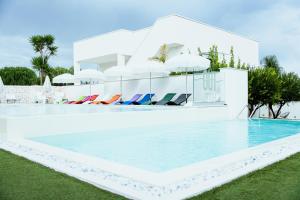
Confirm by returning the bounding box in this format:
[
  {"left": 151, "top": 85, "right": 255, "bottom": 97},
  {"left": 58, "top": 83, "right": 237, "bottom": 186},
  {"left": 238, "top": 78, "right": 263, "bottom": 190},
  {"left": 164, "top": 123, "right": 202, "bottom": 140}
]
[{"left": 73, "top": 14, "right": 259, "bottom": 73}]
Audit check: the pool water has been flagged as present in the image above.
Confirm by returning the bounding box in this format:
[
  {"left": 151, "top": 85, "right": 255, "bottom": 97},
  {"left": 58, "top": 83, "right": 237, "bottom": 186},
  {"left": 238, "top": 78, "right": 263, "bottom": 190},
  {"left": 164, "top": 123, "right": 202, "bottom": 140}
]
[{"left": 30, "top": 119, "right": 300, "bottom": 172}]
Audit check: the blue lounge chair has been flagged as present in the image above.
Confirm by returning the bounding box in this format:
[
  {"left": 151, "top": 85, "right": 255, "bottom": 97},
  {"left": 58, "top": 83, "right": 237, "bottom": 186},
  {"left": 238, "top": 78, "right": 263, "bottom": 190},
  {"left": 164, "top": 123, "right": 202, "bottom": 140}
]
[
  {"left": 132, "top": 93, "right": 155, "bottom": 105},
  {"left": 122, "top": 94, "right": 143, "bottom": 105}
]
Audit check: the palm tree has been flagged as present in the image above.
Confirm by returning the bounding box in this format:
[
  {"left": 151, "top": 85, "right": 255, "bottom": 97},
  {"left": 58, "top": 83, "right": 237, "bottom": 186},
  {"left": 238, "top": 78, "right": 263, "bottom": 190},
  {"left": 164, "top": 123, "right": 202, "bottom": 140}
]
[
  {"left": 150, "top": 44, "right": 168, "bottom": 63},
  {"left": 29, "top": 35, "right": 58, "bottom": 85},
  {"left": 261, "top": 55, "right": 282, "bottom": 74}
]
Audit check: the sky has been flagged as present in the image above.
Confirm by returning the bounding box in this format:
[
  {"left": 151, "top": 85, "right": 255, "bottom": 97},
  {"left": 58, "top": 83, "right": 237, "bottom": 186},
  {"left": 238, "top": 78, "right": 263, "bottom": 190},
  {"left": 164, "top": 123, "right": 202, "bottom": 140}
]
[{"left": 0, "top": 0, "right": 299, "bottom": 74}]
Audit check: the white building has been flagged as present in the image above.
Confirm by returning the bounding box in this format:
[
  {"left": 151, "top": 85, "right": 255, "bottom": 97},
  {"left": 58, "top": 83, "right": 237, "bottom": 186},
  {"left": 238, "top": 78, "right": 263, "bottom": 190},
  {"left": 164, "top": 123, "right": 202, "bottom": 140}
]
[{"left": 73, "top": 14, "right": 259, "bottom": 73}]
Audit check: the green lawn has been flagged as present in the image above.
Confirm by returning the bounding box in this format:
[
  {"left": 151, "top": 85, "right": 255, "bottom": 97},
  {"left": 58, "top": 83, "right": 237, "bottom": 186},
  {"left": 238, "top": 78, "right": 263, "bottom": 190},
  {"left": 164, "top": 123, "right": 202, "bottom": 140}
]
[{"left": 1, "top": 149, "right": 300, "bottom": 200}]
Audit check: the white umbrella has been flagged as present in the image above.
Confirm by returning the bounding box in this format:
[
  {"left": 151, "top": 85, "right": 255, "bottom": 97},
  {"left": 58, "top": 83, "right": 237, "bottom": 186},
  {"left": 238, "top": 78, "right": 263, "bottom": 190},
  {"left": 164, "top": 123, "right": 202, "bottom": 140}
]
[
  {"left": 53, "top": 73, "right": 75, "bottom": 84},
  {"left": 130, "top": 61, "right": 169, "bottom": 103},
  {"left": 43, "top": 75, "right": 52, "bottom": 93},
  {"left": 165, "top": 54, "right": 210, "bottom": 102},
  {"left": 0, "top": 76, "right": 4, "bottom": 102},
  {"left": 75, "top": 69, "right": 105, "bottom": 96},
  {"left": 0, "top": 76, "right": 4, "bottom": 93},
  {"left": 104, "top": 65, "right": 132, "bottom": 100}
]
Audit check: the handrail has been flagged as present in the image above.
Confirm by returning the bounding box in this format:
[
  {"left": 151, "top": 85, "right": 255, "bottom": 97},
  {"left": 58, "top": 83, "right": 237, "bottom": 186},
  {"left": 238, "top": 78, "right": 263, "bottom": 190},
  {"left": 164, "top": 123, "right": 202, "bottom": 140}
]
[
  {"left": 249, "top": 105, "right": 258, "bottom": 118},
  {"left": 236, "top": 104, "right": 248, "bottom": 119}
]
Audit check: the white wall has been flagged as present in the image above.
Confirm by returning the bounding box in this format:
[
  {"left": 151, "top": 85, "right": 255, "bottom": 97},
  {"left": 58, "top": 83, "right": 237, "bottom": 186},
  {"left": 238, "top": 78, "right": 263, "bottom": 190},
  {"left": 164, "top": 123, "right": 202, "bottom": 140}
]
[{"left": 221, "top": 68, "right": 248, "bottom": 119}]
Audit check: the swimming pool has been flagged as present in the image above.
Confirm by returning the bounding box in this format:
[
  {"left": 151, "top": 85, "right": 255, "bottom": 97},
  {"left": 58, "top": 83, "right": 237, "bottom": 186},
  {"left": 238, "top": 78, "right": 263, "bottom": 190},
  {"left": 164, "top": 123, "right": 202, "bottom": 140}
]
[
  {"left": 2, "top": 116, "right": 300, "bottom": 199},
  {"left": 29, "top": 119, "right": 300, "bottom": 172}
]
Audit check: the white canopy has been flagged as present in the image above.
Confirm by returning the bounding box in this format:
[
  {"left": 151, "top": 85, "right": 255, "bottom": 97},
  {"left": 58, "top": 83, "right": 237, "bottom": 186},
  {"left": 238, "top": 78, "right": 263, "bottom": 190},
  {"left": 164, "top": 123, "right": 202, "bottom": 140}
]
[
  {"left": 53, "top": 73, "right": 75, "bottom": 84},
  {"left": 0, "top": 76, "right": 4, "bottom": 93},
  {"left": 129, "top": 61, "right": 169, "bottom": 102},
  {"left": 165, "top": 54, "right": 210, "bottom": 104},
  {"left": 75, "top": 69, "right": 105, "bottom": 82},
  {"left": 165, "top": 54, "right": 210, "bottom": 72},
  {"left": 43, "top": 75, "right": 52, "bottom": 93},
  {"left": 130, "top": 61, "right": 169, "bottom": 75},
  {"left": 75, "top": 69, "right": 105, "bottom": 96}
]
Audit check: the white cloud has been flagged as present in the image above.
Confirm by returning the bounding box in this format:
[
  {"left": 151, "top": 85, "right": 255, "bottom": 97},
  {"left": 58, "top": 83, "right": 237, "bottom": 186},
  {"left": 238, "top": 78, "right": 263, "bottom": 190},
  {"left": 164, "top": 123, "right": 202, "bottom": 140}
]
[
  {"left": 229, "top": 2, "right": 300, "bottom": 73},
  {"left": 0, "top": 0, "right": 299, "bottom": 74},
  {"left": 0, "top": 35, "right": 72, "bottom": 68}
]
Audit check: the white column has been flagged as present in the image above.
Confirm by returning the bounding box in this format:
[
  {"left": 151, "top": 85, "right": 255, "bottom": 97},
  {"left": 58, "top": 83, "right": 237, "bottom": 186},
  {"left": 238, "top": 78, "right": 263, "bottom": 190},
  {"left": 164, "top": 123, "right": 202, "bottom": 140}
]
[
  {"left": 221, "top": 68, "right": 248, "bottom": 119},
  {"left": 74, "top": 61, "right": 81, "bottom": 75},
  {"left": 73, "top": 61, "right": 81, "bottom": 85},
  {"left": 117, "top": 54, "right": 126, "bottom": 66}
]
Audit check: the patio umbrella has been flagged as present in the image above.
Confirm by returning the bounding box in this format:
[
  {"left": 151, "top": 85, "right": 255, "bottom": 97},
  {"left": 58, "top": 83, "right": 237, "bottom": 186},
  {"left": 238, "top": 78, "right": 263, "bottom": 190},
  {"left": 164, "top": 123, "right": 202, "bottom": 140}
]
[
  {"left": 104, "top": 65, "right": 132, "bottom": 100},
  {"left": 0, "top": 76, "right": 4, "bottom": 102},
  {"left": 43, "top": 75, "right": 52, "bottom": 93},
  {"left": 0, "top": 76, "right": 4, "bottom": 93},
  {"left": 53, "top": 73, "right": 75, "bottom": 84},
  {"left": 130, "top": 61, "right": 169, "bottom": 103},
  {"left": 75, "top": 69, "right": 105, "bottom": 96},
  {"left": 165, "top": 54, "right": 210, "bottom": 103}
]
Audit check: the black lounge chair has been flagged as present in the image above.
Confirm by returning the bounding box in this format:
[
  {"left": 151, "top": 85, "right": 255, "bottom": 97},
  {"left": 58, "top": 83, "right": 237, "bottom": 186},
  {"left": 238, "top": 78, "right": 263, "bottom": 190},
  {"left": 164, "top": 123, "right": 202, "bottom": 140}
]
[
  {"left": 152, "top": 93, "right": 176, "bottom": 105},
  {"left": 167, "top": 94, "right": 191, "bottom": 105}
]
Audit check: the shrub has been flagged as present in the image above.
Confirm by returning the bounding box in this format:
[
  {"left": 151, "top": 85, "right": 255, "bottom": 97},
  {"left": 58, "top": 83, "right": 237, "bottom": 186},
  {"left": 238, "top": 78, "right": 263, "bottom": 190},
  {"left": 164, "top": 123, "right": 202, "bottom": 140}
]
[{"left": 0, "top": 66, "right": 38, "bottom": 85}]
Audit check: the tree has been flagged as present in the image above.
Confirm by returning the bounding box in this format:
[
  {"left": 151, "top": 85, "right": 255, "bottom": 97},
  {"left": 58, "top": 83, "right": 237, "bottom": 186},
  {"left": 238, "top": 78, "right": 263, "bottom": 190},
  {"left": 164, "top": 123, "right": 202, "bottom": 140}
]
[
  {"left": 150, "top": 44, "right": 168, "bottom": 63},
  {"left": 220, "top": 54, "right": 227, "bottom": 68},
  {"left": 241, "top": 63, "right": 247, "bottom": 69},
  {"left": 29, "top": 35, "right": 58, "bottom": 85},
  {"left": 237, "top": 58, "right": 241, "bottom": 69},
  {"left": 229, "top": 46, "right": 234, "bottom": 67},
  {"left": 0, "top": 67, "right": 38, "bottom": 85},
  {"left": 208, "top": 45, "right": 220, "bottom": 71},
  {"left": 261, "top": 55, "right": 281, "bottom": 74},
  {"left": 269, "top": 72, "right": 300, "bottom": 118},
  {"left": 248, "top": 67, "right": 281, "bottom": 117}
]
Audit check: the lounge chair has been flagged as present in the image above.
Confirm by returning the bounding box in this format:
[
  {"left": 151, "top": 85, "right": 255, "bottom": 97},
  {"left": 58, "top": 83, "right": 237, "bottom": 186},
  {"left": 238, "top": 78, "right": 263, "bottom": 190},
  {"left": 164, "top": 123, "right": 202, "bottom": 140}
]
[
  {"left": 279, "top": 112, "right": 290, "bottom": 119},
  {"left": 100, "top": 94, "right": 121, "bottom": 105},
  {"left": 64, "top": 96, "right": 86, "bottom": 104},
  {"left": 83, "top": 95, "right": 101, "bottom": 104},
  {"left": 121, "top": 94, "right": 143, "bottom": 105},
  {"left": 69, "top": 96, "right": 89, "bottom": 104},
  {"left": 167, "top": 94, "right": 191, "bottom": 105},
  {"left": 152, "top": 93, "right": 176, "bottom": 105},
  {"left": 132, "top": 93, "right": 155, "bottom": 105},
  {"left": 75, "top": 95, "right": 99, "bottom": 104}
]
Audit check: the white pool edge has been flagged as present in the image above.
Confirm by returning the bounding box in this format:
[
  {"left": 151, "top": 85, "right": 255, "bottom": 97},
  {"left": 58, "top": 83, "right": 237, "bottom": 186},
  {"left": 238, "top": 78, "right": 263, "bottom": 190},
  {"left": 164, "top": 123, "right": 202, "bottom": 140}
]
[{"left": 1, "top": 132, "right": 300, "bottom": 200}]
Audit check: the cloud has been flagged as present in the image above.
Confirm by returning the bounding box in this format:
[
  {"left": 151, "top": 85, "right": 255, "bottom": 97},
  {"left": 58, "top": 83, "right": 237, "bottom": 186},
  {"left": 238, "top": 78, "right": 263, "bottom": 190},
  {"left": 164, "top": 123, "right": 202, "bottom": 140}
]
[
  {"left": 0, "top": 35, "right": 72, "bottom": 68},
  {"left": 229, "top": 2, "right": 300, "bottom": 73},
  {"left": 0, "top": 0, "right": 299, "bottom": 74}
]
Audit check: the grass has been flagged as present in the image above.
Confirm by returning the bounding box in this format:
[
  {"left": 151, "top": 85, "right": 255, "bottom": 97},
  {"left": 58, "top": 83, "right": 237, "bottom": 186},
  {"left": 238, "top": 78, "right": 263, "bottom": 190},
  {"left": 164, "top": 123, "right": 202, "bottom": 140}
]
[
  {"left": 1, "top": 149, "right": 300, "bottom": 200},
  {"left": 190, "top": 153, "right": 300, "bottom": 200},
  {"left": 0, "top": 149, "right": 126, "bottom": 200}
]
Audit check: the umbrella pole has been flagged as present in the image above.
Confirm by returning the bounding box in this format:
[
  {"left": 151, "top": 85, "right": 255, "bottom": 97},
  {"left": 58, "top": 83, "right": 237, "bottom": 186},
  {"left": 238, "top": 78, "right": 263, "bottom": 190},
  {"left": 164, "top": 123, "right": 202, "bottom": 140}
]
[
  {"left": 120, "top": 76, "right": 123, "bottom": 101},
  {"left": 193, "top": 69, "right": 195, "bottom": 103},
  {"left": 90, "top": 79, "right": 92, "bottom": 96},
  {"left": 150, "top": 72, "right": 152, "bottom": 103},
  {"left": 186, "top": 69, "right": 188, "bottom": 103}
]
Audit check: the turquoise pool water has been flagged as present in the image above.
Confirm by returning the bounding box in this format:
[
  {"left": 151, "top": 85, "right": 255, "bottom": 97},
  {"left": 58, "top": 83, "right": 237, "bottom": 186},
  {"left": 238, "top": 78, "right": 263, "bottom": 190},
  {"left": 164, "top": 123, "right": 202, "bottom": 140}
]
[{"left": 30, "top": 119, "right": 300, "bottom": 172}]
